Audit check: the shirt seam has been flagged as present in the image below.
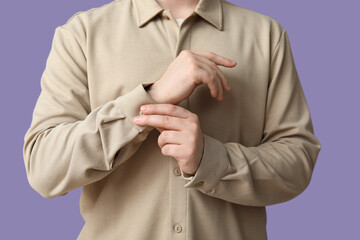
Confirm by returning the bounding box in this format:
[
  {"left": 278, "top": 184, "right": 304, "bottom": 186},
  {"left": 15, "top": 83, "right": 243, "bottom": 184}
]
[
  {"left": 58, "top": 25, "right": 87, "bottom": 61},
  {"left": 65, "top": 0, "right": 123, "bottom": 25},
  {"left": 270, "top": 28, "right": 286, "bottom": 61}
]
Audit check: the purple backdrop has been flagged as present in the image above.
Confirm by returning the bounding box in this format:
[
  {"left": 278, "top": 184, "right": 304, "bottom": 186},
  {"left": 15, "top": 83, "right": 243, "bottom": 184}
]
[{"left": 1, "top": 0, "right": 358, "bottom": 239}]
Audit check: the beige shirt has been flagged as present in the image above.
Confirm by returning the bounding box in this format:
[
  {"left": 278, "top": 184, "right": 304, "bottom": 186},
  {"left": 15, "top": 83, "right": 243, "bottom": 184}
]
[{"left": 23, "top": 0, "right": 322, "bottom": 239}]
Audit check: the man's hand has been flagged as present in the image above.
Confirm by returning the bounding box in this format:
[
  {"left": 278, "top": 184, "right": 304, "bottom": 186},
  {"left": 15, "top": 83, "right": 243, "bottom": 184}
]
[
  {"left": 147, "top": 50, "right": 237, "bottom": 104},
  {"left": 133, "top": 104, "right": 204, "bottom": 175}
]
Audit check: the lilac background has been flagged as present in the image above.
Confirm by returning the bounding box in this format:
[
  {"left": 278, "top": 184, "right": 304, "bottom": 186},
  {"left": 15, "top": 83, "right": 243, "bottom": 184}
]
[{"left": 1, "top": 0, "right": 358, "bottom": 239}]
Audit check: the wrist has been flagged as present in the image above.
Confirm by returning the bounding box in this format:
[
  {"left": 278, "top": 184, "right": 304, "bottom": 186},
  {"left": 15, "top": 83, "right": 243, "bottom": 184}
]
[{"left": 146, "top": 84, "right": 167, "bottom": 103}]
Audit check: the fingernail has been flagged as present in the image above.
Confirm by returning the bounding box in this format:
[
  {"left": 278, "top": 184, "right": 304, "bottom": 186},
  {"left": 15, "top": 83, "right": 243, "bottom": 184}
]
[
  {"left": 134, "top": 116, "right": 140, "bottom": 122},
  {"left": 140, "top": 105, "right": 147, "bottom": 111}
]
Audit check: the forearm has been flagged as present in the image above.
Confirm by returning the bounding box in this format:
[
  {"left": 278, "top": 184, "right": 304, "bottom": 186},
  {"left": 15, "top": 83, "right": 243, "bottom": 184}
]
[
  {"left": 179, "top": 27, "right": 321, "bottom": 206},
  {"left": 23, "top": 83, "right": 156, "bottom": 199},
  {"left": 180, "top": 132, "right": 320, "bottom": 206}
]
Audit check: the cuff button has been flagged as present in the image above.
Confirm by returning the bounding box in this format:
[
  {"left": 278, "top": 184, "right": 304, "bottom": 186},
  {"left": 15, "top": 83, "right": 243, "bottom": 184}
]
[
  {"left": 194, "top": 181, "right": 204, "bottom": 187},
  {"left": 208, "top": 188, "right": 216, "bottom": 194}
]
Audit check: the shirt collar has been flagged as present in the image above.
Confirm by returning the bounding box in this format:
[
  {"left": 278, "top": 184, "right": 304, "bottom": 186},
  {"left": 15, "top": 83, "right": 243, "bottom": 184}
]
[{"left": 132, "top": 0, "right": 223, "bottom": 30}]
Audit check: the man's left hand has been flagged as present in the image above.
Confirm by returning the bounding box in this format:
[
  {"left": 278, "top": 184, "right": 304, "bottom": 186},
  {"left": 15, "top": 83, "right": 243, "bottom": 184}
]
[{"left": 133, "top": 104, "right": 204, "bottom": 175}]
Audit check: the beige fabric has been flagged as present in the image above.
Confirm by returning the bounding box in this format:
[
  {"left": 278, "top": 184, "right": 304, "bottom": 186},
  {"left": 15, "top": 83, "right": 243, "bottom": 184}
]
[{"left": 23, "top": 0, "right": 322, "bottom": 239}]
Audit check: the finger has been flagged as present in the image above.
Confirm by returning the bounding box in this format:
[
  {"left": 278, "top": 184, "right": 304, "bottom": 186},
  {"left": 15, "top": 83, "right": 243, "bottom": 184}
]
[
  {"left": 140, "top": 104, "right": 192, "bottom": 119},
  {"left": 193, "top": 54, "right": 231, "bottom": 92},
  {"left": 194, "top": 57, "right": 224, "bottom": 100},
  {"left": 213, "top": 71, "right": 223, "bottom": 101},
  {"left": 158, "top": 130, "right": 184, "bottom": 148},
  {"left": 197, "top": 67, "right": 221, "bottom": 99},
  {"left": 134, "top": 114, "right": 186, "bottom": 130},
  {"left": 191, "top": 50, "right": 237, "bottom": 68},
  {"left": 160, "top": 144, "right": 182, "bottom": 159}
]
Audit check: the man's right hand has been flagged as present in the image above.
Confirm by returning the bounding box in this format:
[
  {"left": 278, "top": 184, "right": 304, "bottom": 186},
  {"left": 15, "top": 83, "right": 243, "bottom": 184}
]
[{"left": 147, "top": 50, "right": 237, "bottom": 104}]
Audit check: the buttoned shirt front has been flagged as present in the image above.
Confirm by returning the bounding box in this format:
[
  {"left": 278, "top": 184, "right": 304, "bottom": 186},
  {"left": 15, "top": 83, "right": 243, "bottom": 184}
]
[{"left": 23, "top": 0, "right": 321, "bottom": 239}]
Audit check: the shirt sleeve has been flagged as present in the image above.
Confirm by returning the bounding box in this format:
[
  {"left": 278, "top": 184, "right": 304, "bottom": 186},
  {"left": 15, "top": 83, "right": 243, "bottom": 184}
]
[
  {"left": 23, "top": 25, "right": 157, "bottom": 199},
  {"left": 179, "top": 29, "right": 322, "bottom": 206}
]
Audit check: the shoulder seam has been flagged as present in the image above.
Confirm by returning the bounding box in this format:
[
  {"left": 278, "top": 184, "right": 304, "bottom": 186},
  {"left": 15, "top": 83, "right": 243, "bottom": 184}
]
[
  {"left": 64, "top": 0, "right": 122, "bottom": 25},
  {"left": 65, "top": 12, "right": 82, "bottom": 25},
  {"left": 58, "top": 25, "right": 87, "bottom": 60}
]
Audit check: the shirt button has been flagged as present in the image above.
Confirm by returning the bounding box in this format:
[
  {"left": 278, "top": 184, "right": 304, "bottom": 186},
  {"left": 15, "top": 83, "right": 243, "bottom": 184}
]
[
  {"left": 174, "top": 167, "right": 181, "bottom": 176},
  {"left": 194, "top": 181, "right": 204, "bottom": 187},
  {"left": 174, "top": 223, "right": 183, "bottom": 233},
  {"left": 208, "top": 188, "right": 216, "bottom": 194}
]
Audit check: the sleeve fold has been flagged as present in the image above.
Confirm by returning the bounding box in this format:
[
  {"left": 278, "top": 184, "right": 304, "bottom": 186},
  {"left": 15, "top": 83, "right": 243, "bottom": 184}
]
[
  {"left": 23, "top": 25, "right": 157, "bottom": 199},
  {"left": 180, "top": 29, "right": 321, "bottom": 206}
]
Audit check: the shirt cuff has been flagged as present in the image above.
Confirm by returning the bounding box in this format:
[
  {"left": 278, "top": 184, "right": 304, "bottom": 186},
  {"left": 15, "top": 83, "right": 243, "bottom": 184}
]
[
  {"left": 180, "top": 134, "right": 231, "bottom": 193},
  {"left": 179, "top": 168, "right": 195, "bottom": 180},
  {"left": 115, "top": 82, "right": 157, "bottom": 133}
]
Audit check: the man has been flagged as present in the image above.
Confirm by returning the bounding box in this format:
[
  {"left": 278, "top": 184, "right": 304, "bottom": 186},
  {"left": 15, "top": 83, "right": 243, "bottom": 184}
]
[{"left": 23, "top": 0, "right": 321, "bottom": 239}]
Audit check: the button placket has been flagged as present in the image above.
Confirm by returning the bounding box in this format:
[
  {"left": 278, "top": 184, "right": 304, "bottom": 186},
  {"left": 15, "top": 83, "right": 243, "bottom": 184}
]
[
  {"left": 163, "top": 11, "right": 197, "bottom": 239},
  {"left": 161, "top": 9, "right": 178, "bottom": 58},
  {"left": 169, "top": 157, "right": 187, "bottom": 239},
  {"left": 161, "top": 9, "right": 195, "bottom": 58}
]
